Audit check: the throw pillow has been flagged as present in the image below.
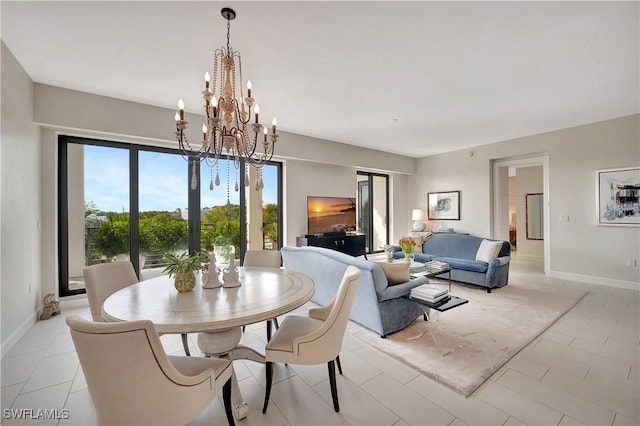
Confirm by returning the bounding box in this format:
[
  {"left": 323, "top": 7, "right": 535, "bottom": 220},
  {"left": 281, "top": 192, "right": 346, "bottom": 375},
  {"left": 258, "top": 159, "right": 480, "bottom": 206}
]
[
  {"left": 475, "top": 239, "right": 503, "bottom": 263},
  {"left": 375, "top": 261, "right": 410, "bottom": 286}
]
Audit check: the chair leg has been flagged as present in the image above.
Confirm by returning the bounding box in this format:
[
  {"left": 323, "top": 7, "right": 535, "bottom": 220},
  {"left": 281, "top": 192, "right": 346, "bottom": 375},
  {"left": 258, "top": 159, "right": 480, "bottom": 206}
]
[
  {"left": 181, "top": 333, "right": 190, "bottom": 356},
  {"left": 273, "top": 317, "right": 279, "bottom": 329},
  {"left": 223, "top": 377, "right": 235, "bottom": 426},
  {"left": 328, "top": 360, "right": 340, "bottom": 412},
  {"left": 266, "top": 320, "right": 272, "bottom": 341},
  {"left": 262, "top": 361, "right": 273, "bottom": 414},
  {"left": 336, "top": 355, "right": 343, "bottom": 375},
  {"left": 242, "top": 325, "right": 246, "bottom": 333}
]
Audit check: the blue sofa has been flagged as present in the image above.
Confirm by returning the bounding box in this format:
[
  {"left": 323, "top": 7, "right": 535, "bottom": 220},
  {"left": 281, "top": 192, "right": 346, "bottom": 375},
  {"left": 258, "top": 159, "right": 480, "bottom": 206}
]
[
  {"left": 395, "top": 234, "right": 511, "bottom": 293},
  {"left": 281, "top": 246, "right": 428, "bottom": 337}
]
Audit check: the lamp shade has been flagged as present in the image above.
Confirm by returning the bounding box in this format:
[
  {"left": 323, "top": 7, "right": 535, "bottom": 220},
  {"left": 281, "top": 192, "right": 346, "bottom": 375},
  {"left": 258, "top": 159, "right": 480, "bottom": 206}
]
[{"left": 412, "top": 209, "right": 427, "bottom": 221}]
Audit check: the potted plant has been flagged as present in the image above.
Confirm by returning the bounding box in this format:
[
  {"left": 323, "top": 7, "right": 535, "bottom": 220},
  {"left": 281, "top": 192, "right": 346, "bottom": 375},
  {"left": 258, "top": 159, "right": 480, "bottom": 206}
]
[{"left": 162, "top": 251, "right": 208, "bottom": 292}]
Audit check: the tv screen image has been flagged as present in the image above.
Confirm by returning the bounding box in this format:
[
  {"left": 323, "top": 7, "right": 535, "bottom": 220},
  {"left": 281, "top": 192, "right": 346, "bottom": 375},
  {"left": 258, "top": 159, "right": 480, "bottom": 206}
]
[{"left": 307, "top": 196, "right": 357, "bottom": 234}]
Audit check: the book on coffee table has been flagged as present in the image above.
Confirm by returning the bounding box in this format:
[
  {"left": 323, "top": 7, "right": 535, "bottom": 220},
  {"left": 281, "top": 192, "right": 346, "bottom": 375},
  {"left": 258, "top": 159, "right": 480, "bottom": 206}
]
[
  {"left": 424, "top": 260, "right": 449, "bottom": 270},
  {"left": 410, "top": 284, "right": 448, "bottom": 303},
  {"left": 410, "top": 292, "right": 450, "bottom": 304}
]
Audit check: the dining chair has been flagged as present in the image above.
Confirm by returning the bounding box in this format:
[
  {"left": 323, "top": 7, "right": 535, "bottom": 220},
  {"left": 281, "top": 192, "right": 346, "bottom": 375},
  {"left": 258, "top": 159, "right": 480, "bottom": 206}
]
[
  {"left": 242, "top": 249, "right": 282, "bottom": 340},
  {"left": 66, "top": 315, "right": 235, "bottom": 426},
  {"left": 82, "top": 260, "right": 192, "bottom": 355},
  {"left": 262, "top": 265, "right": 361, "bottom": 413}
]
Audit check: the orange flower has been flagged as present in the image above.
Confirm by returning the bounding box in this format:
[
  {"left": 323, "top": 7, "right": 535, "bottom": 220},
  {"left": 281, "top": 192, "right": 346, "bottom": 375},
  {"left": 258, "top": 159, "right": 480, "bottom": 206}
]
[{"left": 398, "top": 237, "right": 417, "bottom": 254}]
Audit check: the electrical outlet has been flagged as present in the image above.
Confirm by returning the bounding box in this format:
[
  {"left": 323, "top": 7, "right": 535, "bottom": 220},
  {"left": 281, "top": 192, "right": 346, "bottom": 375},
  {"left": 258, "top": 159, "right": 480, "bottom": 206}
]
[
  {"left": 628, "top": 259, "right": 638, "bottom": 268},
  {"left": 560, "top": 215, "right": 570, "bottom": 222}
]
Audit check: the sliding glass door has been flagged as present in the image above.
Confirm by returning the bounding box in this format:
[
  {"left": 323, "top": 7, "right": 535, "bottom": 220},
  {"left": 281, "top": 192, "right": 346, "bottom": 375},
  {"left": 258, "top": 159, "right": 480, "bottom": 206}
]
[
  {"left": 58, "top": 135, "right": 281, "bottom": 296},
  {"left": 357, "top": 171, "right": 389, "bottom": 254}
]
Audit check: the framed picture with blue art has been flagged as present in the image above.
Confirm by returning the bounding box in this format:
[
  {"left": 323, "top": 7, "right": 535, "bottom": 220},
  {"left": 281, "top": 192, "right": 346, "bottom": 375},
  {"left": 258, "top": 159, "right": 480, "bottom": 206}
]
[
  {"left": 596, "top": 166, "right": 640, "bottom": 226},
  {"left": 427, "top": 191, "right": 460, "bottom": 220}
]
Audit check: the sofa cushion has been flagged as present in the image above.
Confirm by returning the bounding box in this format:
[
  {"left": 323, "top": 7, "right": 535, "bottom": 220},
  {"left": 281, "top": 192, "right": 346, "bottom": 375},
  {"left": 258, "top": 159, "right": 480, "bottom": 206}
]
[
  {"left": 409, "top": 253, "right": 436, "bottom": 263},
  {"left": 422, "top": 234, "right": 482, "bottom": 260},
  {"left": 436, "top": 256, "right": 488, "bottom": 273},
  {"left": 375, "top": 261, "right": 410, "bottom": 285},
  {"left": 475, "top": 239, "right": 503, "bottom": 262}
]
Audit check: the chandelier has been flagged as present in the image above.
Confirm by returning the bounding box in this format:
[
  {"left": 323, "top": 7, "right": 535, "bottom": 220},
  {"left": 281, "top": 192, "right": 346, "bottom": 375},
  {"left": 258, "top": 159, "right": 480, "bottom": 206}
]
[{"left": 174, "top": 7, "right": 278, "bottom": 203}]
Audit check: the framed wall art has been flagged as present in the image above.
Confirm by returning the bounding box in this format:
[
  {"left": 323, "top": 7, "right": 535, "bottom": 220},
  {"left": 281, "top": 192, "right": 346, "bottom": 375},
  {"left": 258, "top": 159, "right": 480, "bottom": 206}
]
[
  {"left": 596, "top": 167, "right": 640, "bottom": 226},
  {"left": 427, "top": 191, "right": 460, "bottom": 220}
]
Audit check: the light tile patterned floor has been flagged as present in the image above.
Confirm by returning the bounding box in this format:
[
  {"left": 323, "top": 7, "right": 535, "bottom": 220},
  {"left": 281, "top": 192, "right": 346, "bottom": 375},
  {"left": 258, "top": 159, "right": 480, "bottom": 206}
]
[{"left": 1, "top": 257, "right": 638, "bottom": 425}]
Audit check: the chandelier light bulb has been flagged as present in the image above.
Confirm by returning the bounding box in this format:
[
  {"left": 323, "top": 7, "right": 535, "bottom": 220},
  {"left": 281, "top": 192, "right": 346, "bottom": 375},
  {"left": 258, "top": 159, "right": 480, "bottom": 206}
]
[
  {"left": 272, "top": 117, "right": 277, "bottom": 134},
  {"left": 174, "top": 112, "right": 180, "bottom": 121},
  {"left": 204, "top": 72, "right": 210, "bottom": 89},
  {"left": 247, "top": 80, "right": 252, "bottom": 98},
  {"left": 178, "top": 99, "right": 185, "bottom": 120},
  {"left": 254, "top": 104, "right": 260, "bottom": 123}
]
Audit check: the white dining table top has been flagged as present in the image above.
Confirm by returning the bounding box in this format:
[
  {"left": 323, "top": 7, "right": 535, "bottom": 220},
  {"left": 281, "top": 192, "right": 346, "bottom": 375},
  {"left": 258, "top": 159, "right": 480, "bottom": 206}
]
[{"left": 102, "top": 267, "right": 315, "bottom": 334}]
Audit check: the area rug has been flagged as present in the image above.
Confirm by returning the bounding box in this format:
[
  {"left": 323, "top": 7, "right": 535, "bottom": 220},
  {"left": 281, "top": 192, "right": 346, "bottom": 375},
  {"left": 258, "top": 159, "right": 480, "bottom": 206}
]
[{"left": 347, "top": 279, "right": 588, "bottom": 397}]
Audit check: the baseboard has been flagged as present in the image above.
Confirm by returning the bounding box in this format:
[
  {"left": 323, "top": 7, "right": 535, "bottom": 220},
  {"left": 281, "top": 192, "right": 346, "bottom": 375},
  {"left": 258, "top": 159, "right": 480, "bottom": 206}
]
[
  {"left": 1, "top": 311, "right": 38, "bottom": 358},
  {"left": 548, "top": 270, "right": 639, "bottom": 291}
]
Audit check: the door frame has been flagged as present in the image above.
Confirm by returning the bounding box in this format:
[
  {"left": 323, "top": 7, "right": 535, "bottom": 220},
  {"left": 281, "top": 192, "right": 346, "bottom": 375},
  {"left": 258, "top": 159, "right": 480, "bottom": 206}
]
[{"left": 491, "top": 156, "right": 550, "bottom": 274}]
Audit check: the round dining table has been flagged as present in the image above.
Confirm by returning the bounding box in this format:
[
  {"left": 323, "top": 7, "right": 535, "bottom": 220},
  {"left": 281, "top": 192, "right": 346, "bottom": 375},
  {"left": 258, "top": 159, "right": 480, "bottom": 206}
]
[{"left": 102, "top": 266, "right": 315, "bottom": 420}]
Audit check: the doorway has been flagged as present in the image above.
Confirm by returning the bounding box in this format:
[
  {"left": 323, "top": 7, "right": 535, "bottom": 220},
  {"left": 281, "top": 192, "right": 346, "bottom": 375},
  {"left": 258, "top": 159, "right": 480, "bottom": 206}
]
[
  {"left": 492, "top": 156, "right": 550, "bottom": 273},
  {"left": 357, "top": 171, "right": 389, "bottom": 254}
]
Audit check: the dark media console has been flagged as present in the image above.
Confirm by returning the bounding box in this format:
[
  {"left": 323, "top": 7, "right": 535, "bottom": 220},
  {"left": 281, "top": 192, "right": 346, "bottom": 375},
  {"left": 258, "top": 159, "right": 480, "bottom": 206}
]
[{"left": 296, "top": 233, "right": 367, "bottom": 258}]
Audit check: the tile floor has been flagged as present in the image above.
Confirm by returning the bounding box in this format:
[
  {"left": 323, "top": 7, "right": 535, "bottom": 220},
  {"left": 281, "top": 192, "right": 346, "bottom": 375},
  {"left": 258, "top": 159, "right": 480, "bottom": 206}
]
[{"left": 1, "top": 257, "right": 638, "bottom": 426}]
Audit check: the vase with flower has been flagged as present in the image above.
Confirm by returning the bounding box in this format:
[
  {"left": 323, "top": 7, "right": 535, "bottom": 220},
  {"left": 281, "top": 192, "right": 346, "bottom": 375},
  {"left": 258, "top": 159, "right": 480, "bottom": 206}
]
[{"left": 398, "top": 237, "right": 417, "bottom": 262}]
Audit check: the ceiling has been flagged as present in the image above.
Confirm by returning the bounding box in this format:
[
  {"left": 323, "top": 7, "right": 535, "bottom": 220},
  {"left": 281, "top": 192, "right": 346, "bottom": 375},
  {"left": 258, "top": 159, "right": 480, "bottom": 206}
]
[{"left": 2, "top": 1, "right": 638, "bottom": 158}]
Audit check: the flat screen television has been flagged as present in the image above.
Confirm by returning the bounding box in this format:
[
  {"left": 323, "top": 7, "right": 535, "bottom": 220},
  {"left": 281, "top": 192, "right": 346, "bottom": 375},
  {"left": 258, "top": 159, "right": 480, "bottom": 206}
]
[{"left": 307, "top": 196, "right": 357, "bottom": 234}]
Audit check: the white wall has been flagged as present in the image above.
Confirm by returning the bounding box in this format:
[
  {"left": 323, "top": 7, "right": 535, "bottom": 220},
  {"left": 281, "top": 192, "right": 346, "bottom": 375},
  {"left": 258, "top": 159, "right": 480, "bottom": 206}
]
[
  {"left": 283, "top": 160, "right": 357, "bottom": 246},
  {"left": 410, "top": 115, "right": 640, "bottom": 289},
  {"left": 1, "top": 42, "right": 42, "bottom": 355}
]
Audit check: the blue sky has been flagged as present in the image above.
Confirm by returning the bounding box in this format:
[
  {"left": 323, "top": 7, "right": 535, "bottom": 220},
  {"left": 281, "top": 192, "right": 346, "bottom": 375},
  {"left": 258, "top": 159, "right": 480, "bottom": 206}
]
[{"left": 84, "top": 145, "right": 278, "bottom": 212}]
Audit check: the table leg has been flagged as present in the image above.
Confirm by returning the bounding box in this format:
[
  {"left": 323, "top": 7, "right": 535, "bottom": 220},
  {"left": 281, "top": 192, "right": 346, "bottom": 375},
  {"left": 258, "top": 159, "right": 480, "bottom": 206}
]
[
  {"left": 225, "top": 345, "right": 265, "bottom": 420},
  {"left": 202, "top": 331, "right": 267, "bottom": 421},
  {"left": 407, "top": 307, "right": 438, "bottom": 344}
]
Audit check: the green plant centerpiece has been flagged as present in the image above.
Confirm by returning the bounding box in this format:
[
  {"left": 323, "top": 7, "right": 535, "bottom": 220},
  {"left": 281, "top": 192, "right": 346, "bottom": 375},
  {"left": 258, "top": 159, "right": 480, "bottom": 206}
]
[{"left": 162, "top": 251, "right": 208, "bottom": 293}]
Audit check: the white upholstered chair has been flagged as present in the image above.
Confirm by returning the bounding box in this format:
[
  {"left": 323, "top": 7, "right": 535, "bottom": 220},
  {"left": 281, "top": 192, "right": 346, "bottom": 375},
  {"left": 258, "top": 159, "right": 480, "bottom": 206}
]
[
  {"left": 241, "top": 249, "right": 282, "bottom": 339},
  {"left": 83, "top": 260, "right": 138, "bottom": 322},
  {"left": 83, "top": 260, "right": 192, "bottom": 355},
  {"left": 262, "top": 265, "right": 361, "bottom": 413},
  {"left": 66, "top": 315, "right": 235, "bottom": 426},
  {"left": 242, "top": 249, "right": 282, "bottom": 268}
]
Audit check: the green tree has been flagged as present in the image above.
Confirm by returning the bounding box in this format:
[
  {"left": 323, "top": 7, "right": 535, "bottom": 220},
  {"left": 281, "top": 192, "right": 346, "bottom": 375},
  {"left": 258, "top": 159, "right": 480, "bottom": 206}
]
[
  {"left": 84, "top": 200, "right": 98, "bottom": 217},
  {"left": 93, "top": 213, "right": 129, "bottom": 258},
  {"left": 262, "top": 203, "right": 279, "bottom": 245},
  {"left": 201, "top": 205, "right": 240, "bottom": 253}
]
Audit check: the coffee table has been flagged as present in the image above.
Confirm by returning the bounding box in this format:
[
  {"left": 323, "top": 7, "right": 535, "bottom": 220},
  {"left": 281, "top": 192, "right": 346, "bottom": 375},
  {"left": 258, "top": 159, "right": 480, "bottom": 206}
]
[
  {"left": 409, "top": 263, "right": 453, "bottom": 292},
  {"left": 402, "top": 289, "right": 468, "bottom": 343}
]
